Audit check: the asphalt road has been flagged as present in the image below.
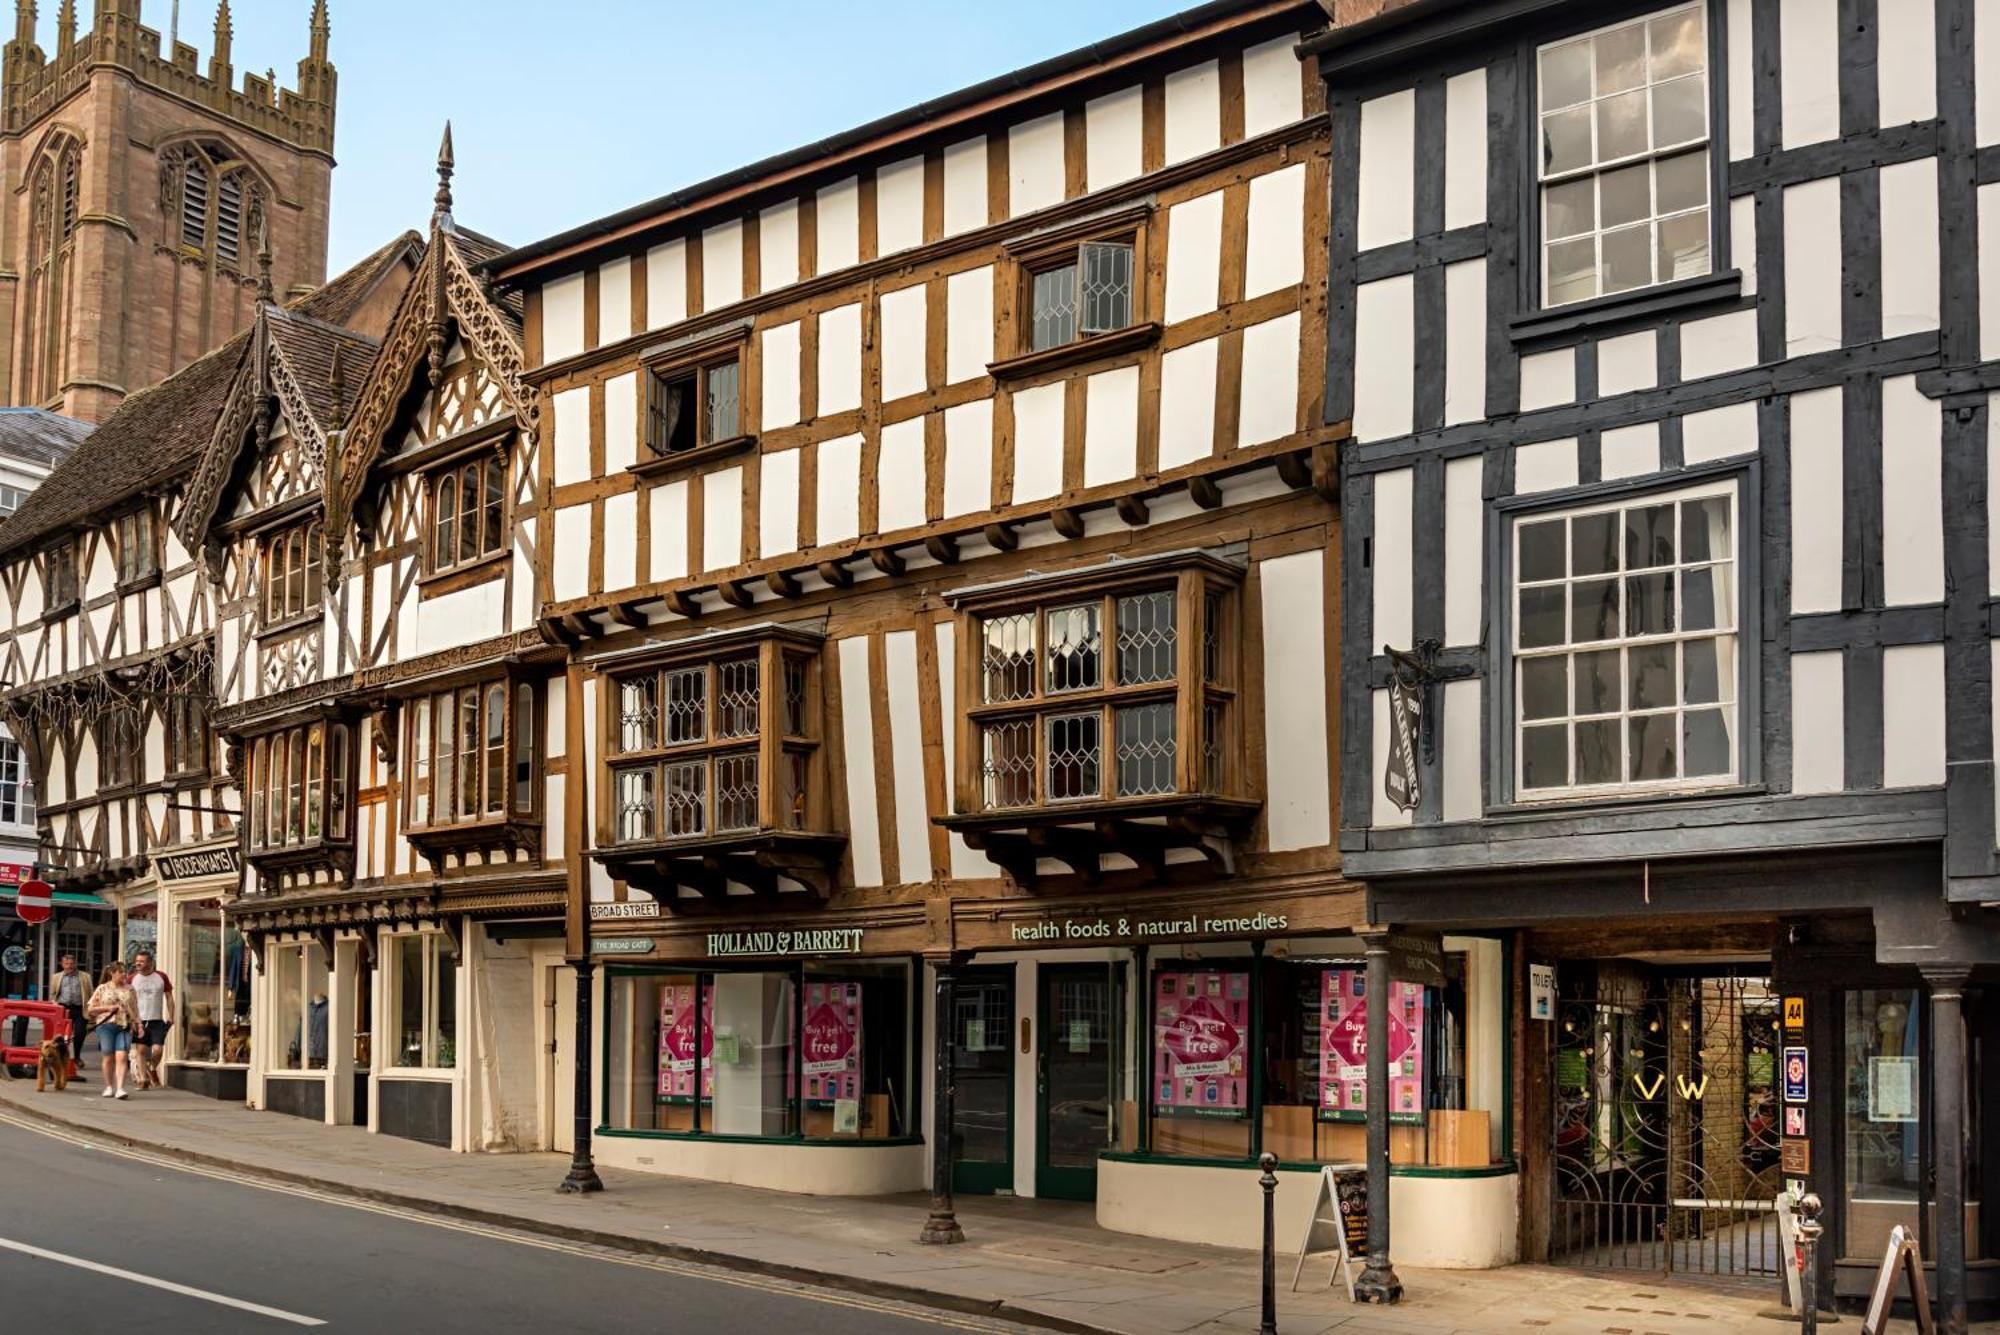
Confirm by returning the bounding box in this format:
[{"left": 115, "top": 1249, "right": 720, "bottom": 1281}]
[{"left": 0, "top": 1116, "right": 1023, "bottom": 1334}]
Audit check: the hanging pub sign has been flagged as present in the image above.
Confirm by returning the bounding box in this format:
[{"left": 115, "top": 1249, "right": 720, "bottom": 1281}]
[{"left": 1383, "top": 667, "right": 1421, "bottom": 814}]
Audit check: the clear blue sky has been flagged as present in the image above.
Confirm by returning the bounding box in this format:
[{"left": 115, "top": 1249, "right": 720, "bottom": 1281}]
[{"left": 65, "top": 1, "right": 1179, "bottom": 271}]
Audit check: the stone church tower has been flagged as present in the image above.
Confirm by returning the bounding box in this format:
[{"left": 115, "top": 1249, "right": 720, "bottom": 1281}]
[{"left": 0, "top": 0, "right": 335, "bottom": 423}]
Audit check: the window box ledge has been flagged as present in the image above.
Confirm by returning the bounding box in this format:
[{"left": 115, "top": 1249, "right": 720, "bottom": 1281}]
[
  {"left": 987, "top": 322, "right": 1162, "bottom": 383},
  {"left": 256, "top": 611, "right": 322, "bottom": 642},
  {"left": 246, "top": 837, "right": 354, "bottom": 877},
  {"left": 416, "top": 549, "right": 508, "bottom": 596},
  {"left": 1508, "top": 270, "right": 1742, "bottom": 348},
  {"left": 40, "top": 600, "right": 77, "bottom": 623},
  {"left": 116, "top": 571, "right": 162, "bottom": 595},
  {"left": 626, "top": 433, "right": 759, "bottom": 482},
  {"left": 406, "top": 816, "right": 542, "bottom": 867},
  {"left": 937, "top": 793, "right": 1261, "bottom": 890},
  {"left": 594, "top": 828, "right": 847, "bottom": 903}
]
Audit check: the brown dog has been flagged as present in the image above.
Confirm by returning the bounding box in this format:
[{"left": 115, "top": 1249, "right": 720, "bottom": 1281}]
[{"left": 35, "top": 1037, "right": 68, "bottom": 1092}]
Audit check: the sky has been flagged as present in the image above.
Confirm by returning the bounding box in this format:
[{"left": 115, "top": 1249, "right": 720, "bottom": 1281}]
[{"left": 62, "top": 0, "right": 1181, "bottom": 272}]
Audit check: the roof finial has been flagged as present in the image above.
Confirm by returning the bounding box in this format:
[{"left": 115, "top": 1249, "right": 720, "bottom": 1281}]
[
  {"left": 209, "top": 0, "right": 230, "bottom": 77},
  {"left": 55, "top": 0, "right": 73, "bottom": 52},
  {"left": 327, "top": 340, "right": 346, "bottom": 429},
  {"left": 432, "top": 119, "right": 454, "bottom": 228},
  {"left": 308, "top": 0, "right": 329, "bottom": 62},
  {"left": 12, "top": 2, "right": 34, "bottom": 48},
  {"left": 255, "top": 213, "right": 273, "bottom": 305}
]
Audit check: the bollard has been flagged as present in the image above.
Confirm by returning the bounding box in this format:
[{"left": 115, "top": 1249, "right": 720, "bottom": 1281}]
[
  {"left": 1797, "top": 1192, "right": 1823, "bottom": 1335},
  {"left": 1260, "top": 1152, "right": 1280, "bottom": 1335}
]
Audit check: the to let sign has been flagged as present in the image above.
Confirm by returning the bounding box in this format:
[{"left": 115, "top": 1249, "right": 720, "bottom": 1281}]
[{"left": 13, "top": 879, "right": 52, "bottom": 924}]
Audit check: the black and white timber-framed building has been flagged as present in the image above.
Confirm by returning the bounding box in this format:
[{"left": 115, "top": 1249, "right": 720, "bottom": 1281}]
[{"left": 1309, "top": 0, "right": 2000, "bottom": 1321}]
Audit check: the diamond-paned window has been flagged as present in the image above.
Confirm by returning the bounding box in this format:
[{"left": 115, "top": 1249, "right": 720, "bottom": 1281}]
[
  {"left": 1028, "top": 238, "right": 1136, "bottom": 352},
  {"left": 716, "top": 657, "right": 760, "bottom": 739},
  {"left": 982, "top": 719, "right": 1036, "bottom": 809},
  {"left": 1116, "top": 591, "right": 1176, "bottom": 685},
  {"left": 715, "top": 752, "right": 760, "bottom": 832},
  {"left": 666, "top": 667, "right": 707, "bottom": 744},
  {"left": 1046, "top": 712, "right": 1102, "bottom": 801},
  {"left": 981, "top": 613, "right": 1036, "bottom": 703},
  {"left": 1046, "top": 603, "right": 1103, "bottom": 693},
  {"left": 618, "top": 678, "right": 658, "bottom": 753},
  {"left": 1115, "top": 703, "right": 1177, "bottom": 797},
  {"left": 664, "top": 761, "right": 707, "bottom": 837}
]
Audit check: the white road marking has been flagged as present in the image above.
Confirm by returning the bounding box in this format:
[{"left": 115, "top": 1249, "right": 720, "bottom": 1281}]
[{"left": 0, "top": 1234, "right": 326, "bottom": 1326}]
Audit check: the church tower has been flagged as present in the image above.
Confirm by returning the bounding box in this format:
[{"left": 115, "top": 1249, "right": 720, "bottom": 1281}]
[{"left": 0, "top": 1, "right": 335, "bottom": 423}]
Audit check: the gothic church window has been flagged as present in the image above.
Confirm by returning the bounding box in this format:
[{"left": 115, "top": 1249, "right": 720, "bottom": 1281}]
[
  {"left": 162, "top": 140, "right": 263, "bottom": 269},
  {"left": 26, "top": 138, "right": 81, "bottom": 405}
]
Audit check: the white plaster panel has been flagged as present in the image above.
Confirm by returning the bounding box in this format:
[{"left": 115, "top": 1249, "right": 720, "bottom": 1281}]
[
  {"left": 1083, "top": 366, "right": 1140, "bottom": 487},
  {"left": 836, "top": 637, "right": 884, "bottom": 887},
  {"left": 1596, "top": 330, "right": 1657, "bottom": 397},
  {"left": 943, "top": 400, "right": 994, "bottom": 518},
  {"left": 1443, "top": 454, "right": 1482, "bottom": 646},
  {"left": 1780, "top": 0, "right": 1840, "bottom": 149},
  {"left": 1878, "top": 0, "right": 1937, "bottom": 127},
  {"left": 1441, "top": 678, "right": 1482, "bottom": 823},
  {"left": 1983, "top": 0, "right": 2000, "bottom": 146},
  {"left": 646, "top": 239, "right": 687, "bottom": 330},
  {"left": 1260, "top": 550, "right": 1331, "bottom": 848},
  {"left": 816, "top": 434, "right": 863, "bottom": 546},
  {"left": 1788, "top": 385, "right": 1843, "bottom": 614},
  {"left": 1245, "top": 163, "right": 1305, "bottom": 299},
  {"left": 1984, "top": 186, "right": 2000, "bottom": 360},
  {"left": 1165, "top": 191, "right": 1224, "bottom": 323},
  {"left": 946, "top": 267, "right": 994, "bottom": 385},
  {"left": 761, "top": 321, "right": 801, "bottom": 430},
  {"left": 602, "top": 372, "right": 638, "bottom": 474},
  {"left": 1443, "top": 258, "right": 1487, "bottom": 427},
  {"left": 1681, "top": 400, "right": 1759, "bottom": 464},
  {"left": 1086, "top": 85, "right": 1143, "bottom": 192},
  {"left": 541, "top": 273, "right": 584, "bottom": 365},
  {"left": 1790, "top": 650, "right": 1845, "bottom": 794},
  {"left": 1731, "top": 193, "right": 1757, "bottom": 296},
  {"left": 1727, "top": 0, "right": 1755, "bottom": 160},
  {"left": 1784, "top": 175, "right": 1842, "bottom": 356},
  {"left": 702, "top": 219, "right": 743, "bottom": 310},
  {"left": 879, "top": 285, "right": 929, "bottom": 402},
  {"left": 414, "top": 581, "right": 504, "bottom": 667},
  {"left": 1879, "top": 157, "right": 1940, "bottom": 338},
  {"left": 760, "top": 199, "right": 800, "bottom": 291},
  {"left": 1237, "top": 311, "right": 1300, "bottom": 448},
  {"left": 759, "top": 448, "right": 800, "bottom": 559},
  {"left": 601, "top": 491, "right": 636, "bottom": 591},
  {"left": 511, "top": 516, "right": 536, "bottom": 629},
  {"left": 1158, "top": 338, "right": 1219, "bottom": 470},
  {"left": 1163, "top": 60, "right": 1222, "bottom": 165},
  {"left": 1514, "top": 439, "right": 1579, "bottom": 494},
  {"left": 1882, "top": 643, "right": 1946, "bottom": 788},
  {"left": 877, "top": 418, "right": 927, "bottom": 533},
  {"left": 817, "top": 303, "right": 863, "bottom": 416},
  {"left": 597, "top": 257, "right": 632, "bottom": 346},
  {"left": 1881, "top": 373, "right": 1943, "bottom": 607},
  {"left": 934, "top": 622, "right": 998, "bottom": 877},
  {"left": 816, "top": 177, "right": 860, "bottom": 274},
  {"left": 1372, "top": 467, "right": 1414, "bottom": 654},
  {"left": 1241, "top": 34, "right": 1303, "bottom": 137},
  {"left": 702, "top": 467, "right": 743, "bottom": 572},
  {"left": 649, "top": 481, "right": 688, "bottom": 583},
  {"left": 1518, "top": 346, "right": 1575, "bottom": 412},
  {"left": 1990, "top": 400, "right": 2000, "bottom": 595},
  {"left": 552, "top": 385, "right": 591, "bottom": 487},
  {"left": 1009, "top": 114, "right": 1066, "bottom": 217},
  {"left": 876, "top": 156, "right": 926, "bottom": 256},
  {"left": 1600, "top": 422, "right": 1661, "bottom": 480},
  {"left": 1357, "top": 88, "right": 1416, "bottom": 252},
  {"left": 552, "top": 504, "right": 588, "bottom": 602},
  {"left": 1444, "top": 69, "right": 1487, "bottom": 230},
  {"left": 1354, "top": 274, "right": 1414, "bottom": 441},
  {"left": 1011, "top": 382, "right": 1066, "bottom": 504},
  {"left": 942, "top": 137, "right": 988, "bottom": 236},
  {"left": 1681, "top": 309, "right": 1760, "bottom": 380},
  {"left": 883, "top": 630, "right": 932, "bottom": 885}
]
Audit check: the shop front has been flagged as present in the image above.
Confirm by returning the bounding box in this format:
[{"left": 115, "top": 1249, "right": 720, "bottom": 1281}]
[{"left": 150, "top": 840, "right": 252, "bottom": 1101}]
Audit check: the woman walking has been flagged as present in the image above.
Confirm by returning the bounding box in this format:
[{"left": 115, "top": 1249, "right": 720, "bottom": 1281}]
[{"left": 84, "top": 962, "right": 138, "bottom": 1099}]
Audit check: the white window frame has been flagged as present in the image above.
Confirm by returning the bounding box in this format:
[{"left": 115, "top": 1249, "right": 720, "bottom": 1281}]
[
  {"left": 267, "top": 939, "right": 331, "bottom": 1074},
  {"left": 388, "top": 931, "right": 457, "bottom": 1072},
  {"left": 1509, "top": 476, "right": 1741, "bottom": 801},
  {"left": 1535, "top": 2, "right": 1713, "bottom": 308},
  {"left": 0, "top": 737, "right": 32, "bottom": 826}
]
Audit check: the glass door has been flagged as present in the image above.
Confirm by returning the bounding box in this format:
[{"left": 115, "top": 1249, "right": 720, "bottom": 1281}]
[
  {"left": 1037, "top": 962, "right": 1127, "bottom": 1201},
  {"left": 1842, "top": 989, "right": 1925, "bottom": 1260},
  {"left": 951, "top": 966, "right": 1013, "bottom": 1193}
]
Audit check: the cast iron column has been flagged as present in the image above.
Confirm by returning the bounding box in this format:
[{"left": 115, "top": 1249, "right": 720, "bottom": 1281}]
[
  {"left": 1926, "top": 967, "right": 1971, "bottom": 1334},
  {"left": 920, "top": 958, "right": 965, "bottom": 1244},
  {"left": 1354, "top": 931, "right": 1403, "bottom": 1303},
  {"left": 559, "top": 958, "right": 604, "bottom": 1194}
]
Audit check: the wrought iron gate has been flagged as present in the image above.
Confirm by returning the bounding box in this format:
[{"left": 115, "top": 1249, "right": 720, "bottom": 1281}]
[{"left": 1552, "top": 976, "right": 1783, "bottom": 1277}]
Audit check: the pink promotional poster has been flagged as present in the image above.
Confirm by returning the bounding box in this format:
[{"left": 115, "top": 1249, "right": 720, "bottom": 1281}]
[
  {"left": 802, "top": 980, "right": 862, "bottom": 1103},
  {"left": 1152, "top": 970, "right": 1249, "bottom": 1116},
  {"left": 1319, "top": 968, "right": 1425, "bottom": 1123},
  {"left": 657, "top": 981, "right": 714, "bottom": 1102}
]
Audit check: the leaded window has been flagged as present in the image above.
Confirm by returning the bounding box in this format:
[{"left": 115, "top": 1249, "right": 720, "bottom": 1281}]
[
  {"left": 1512, "top": 479, "right": 1738, "bottom": 797},
  {"left": 645, "top": 353, "right": 742, "bottom": 457},
  {"left": 115, "top": 507, "right": 158, "bottom": 585},
  {"left": 1028, "top": 239, "right": 1136, "bottom": 352}
]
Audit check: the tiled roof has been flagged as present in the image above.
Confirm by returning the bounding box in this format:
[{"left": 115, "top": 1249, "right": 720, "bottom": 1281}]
[
  {"left": 0, "top": 408, "right": 90, "bottom": 470},
  {"left": 267, "top": 309, "right": 379, "bottom": 431}
]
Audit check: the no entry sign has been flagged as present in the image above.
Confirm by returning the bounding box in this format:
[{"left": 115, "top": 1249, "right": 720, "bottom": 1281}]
[{"left": 13, "top": 879, "right": 51, "bottom": 923}]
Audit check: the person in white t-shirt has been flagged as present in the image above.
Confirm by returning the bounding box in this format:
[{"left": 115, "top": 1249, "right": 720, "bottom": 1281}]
[{"left": 126, "top": 951, "right": 173, "bottom": 1091}]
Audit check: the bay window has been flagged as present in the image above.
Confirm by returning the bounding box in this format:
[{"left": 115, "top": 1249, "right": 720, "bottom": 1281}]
[
  {"left": 404, "top": 679, "right": 537, "bottom": 831},
  {"left": 245, "top": 719, "right": 353, "bottom": 855}
]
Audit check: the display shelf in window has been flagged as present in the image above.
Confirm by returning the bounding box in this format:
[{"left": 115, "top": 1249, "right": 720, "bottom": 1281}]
[
  {"left": 402, "top": 673, "right": 543, "bottom": 866},
  {"left": 940, "top": 550, "right": 1257, "bottom": 888},
  {"left": 594, "top": 623, "right": 844, "bottom": 902}
]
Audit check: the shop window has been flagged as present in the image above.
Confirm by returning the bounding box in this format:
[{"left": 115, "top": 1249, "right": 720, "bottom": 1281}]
[
  {"left": 114, "top": 506, "right": 158, "bottom": 586},
  {"left": 1536, "top": 4, "right": 1711, "bottom": 306},
  {"left": 645, "top": 350, "right": 742, "bottom": 459},
  {"left": 1511, "top": 478, "right": 1739, "bottom": 800},
  {"left": 271, "top": 940, "right": 331, "bottom": 1072},
  {"left": 604, "top": 960, "right": 914, "bottom": 1141},
  {"left": 245, "top": 719, "right": 353, "bottom": 859},
  {"left": 0, "top": 737, "right": 34, "bottom": 826},
  {"left": 261, "top": 519, "right": 324, "bottom": 628},
  {"left": 176, "top": 897, "right": 251, "bottom": 1064},
  {"left": 392, "top": 932, "right": 457, "bottom": 1070},
  {"left": 97, "top": 706, "right": 139, "bottom": 789},
  {"left": 426, "top": 453, "right": 506, "bottom": 575},
  {"left": 42, "top": 538, "right": 76, "bottom": 612}
]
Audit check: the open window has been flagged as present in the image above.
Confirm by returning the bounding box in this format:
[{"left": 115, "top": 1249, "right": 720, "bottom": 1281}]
[
  {"left": 992, "top": 205, "right": 1156, "bottom": 379},
  {"left": 633, "top": 330, "right": 753, "bottom": 475}
]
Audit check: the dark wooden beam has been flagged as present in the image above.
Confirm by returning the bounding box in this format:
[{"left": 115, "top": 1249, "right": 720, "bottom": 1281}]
[
  {"left": 716, "top": 580, "right": 754, "bottom": 609},
  {"left": 1187, "top": 474, "right": 1223, "bottom": 509},
  {"left": 608, "top": 600, "right": 647, "bottom": 629},
  {"left": 1051, "top": 506, "right": 1086, "bottom": 540},
  {"left": 559, "top": 613, "right": 599, "bottom": 640},
  {"left": 982, "top": 521, "right": 1019, "bottom": 552},
  {"left": 924, "top": 534, "right": 960, "bottom": 564},
  {"left": 1310, "top": 441, "right": 1340, "bottom": 502},
  {"left": 1275, "top": 449, "right": 1312, "bottom": 491},
  {"left": 1024, "top": 825, "right": 1100, "bottom": 883},
  {"left": 815, "top": 559, "right": 854, "bottom": 589},
  {"left": 870, "top": 547, "right": 906, "bottom": 577},
  {"left": 664, "top": 588, "right": 704, "bottom": 619},
  {"left": 765, "top": 569, "right": 802, "bottom": 599}
]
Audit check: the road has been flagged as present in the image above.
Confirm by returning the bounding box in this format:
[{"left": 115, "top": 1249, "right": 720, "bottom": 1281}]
[{"left": 0, "top": 1116, "right": 1025, "bottom": 1334}]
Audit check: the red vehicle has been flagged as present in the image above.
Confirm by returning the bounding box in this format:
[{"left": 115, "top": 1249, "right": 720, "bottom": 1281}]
[{"left": 0, "top": 999, "right": 74, "bottom": 1076}]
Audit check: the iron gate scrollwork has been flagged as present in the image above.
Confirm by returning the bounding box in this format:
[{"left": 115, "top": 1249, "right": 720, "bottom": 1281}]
[{"left": 1553, "top": 976, "right": 1782, "bottom": 1277}]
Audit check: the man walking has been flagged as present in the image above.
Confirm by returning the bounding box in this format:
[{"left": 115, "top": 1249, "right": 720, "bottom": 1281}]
[
  {"left": 51, "top": 953, "right": 90, "bottom": 1070},
  {"left": 127, "top": 951, "right": 173, "bottom": 1091}
]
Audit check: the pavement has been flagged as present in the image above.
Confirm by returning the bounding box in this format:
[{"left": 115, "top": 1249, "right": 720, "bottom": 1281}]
[{"left": 0, "top": 1073, "right": 1949, "bottom": 1334}]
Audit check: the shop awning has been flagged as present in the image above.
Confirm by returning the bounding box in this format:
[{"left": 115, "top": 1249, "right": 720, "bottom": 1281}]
[{"left": 0, "top": 886, "right": 107, "bottom": 908}]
